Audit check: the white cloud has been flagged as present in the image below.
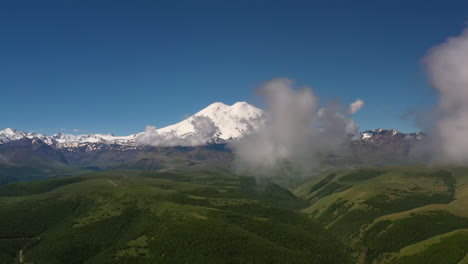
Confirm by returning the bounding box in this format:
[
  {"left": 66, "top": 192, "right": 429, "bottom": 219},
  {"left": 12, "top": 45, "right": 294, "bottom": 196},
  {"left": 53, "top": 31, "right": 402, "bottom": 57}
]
[
  {"left": 136, "top": 116, "right": 220, "bottom": 147},
  {"left": 423, "top": 27, "right": 468, "bottom": 164},
  {"left": 232, "top": 78, "right": 359, "bottom": 177},
  {"left": 349, "top": 99, "right": 365, "bottom": 114}
]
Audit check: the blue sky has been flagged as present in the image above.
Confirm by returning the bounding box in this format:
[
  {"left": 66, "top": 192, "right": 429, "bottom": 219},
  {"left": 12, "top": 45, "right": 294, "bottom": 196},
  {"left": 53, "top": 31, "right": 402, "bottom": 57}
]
[{"left": 1, "top": 0, "right": 467, "bottom": 135}]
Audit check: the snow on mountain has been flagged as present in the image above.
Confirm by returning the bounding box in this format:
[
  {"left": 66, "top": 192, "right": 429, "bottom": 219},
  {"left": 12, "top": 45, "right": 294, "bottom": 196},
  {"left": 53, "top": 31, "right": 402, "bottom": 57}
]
[
  {"left": 0, "top": 128, "right": 139, "bottom": 149},
  {"left": 361, "top": 132, "right": 373, "bottom": 140},
  {"left": 51, "top": 133, "right": 136, "bottom": 144},
  {"left": 0, "top": 128, "right": 26, "bottom": 143},
  {"left": 360, "top": 129, "right": 424, "bottom": 142},
  {"left": 0, "top": 128, "right": 56, "bottom": 145},
  {"left": 0, "top": 102, "right": 264, "bottom": 148},
  {"left": 0, "top": 103, "right": 424, "bottom": 151},
  {"left": 51, "top": 134, "right": 141, "bottom": 153},
  {"left": 156, "top": 102, "right": 264, "bottom": 140}
]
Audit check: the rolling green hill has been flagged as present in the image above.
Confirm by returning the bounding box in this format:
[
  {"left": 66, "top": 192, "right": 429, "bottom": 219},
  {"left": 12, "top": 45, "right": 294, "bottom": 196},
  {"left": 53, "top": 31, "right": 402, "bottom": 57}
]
[
  {"left": 0, "top": 169, "right": 352, "bottom": 264},
  {"left": 3, "top": 164, "right": 468, "bottom": 263},
  {"left": 295, "top": 165, "right": 468, "bottom": 264}
]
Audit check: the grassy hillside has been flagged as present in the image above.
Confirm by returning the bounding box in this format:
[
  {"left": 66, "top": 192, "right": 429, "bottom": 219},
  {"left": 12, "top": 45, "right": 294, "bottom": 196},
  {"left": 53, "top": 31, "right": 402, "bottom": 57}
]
[
  {"left": 295, "top": 165, "right": 468, "bottom": 264},
  {"left": 0, "top": 169, "right": 352, "bottom": 264}
]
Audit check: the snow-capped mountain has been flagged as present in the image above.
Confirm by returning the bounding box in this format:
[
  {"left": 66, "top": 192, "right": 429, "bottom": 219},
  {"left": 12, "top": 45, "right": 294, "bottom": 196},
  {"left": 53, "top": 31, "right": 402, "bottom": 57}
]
[
  {"left": 0, "top": 102, "right": 423, "bottom": 152},
  {"left": 0, "top": 128, "right": 139, "bottom": 151},
  {"left": 0, "top": 102, "right": 265, "bottom": 150},
  {"left": 0, "top": 128, "right": 56, "bottom": 145},
  {"left": 53, "top": 134, "right": 140, "bottom": 152},
  {"left": 0, "top": 103, "right": 426, "bottom": 177},
  {"left": 157, "top": 102, "right": 264, "bottom": 140},
  {"left": 360, "top": 129, "right": 424, "bottom": 143},
  {"left": 0, "top": 128, "right": 27, "bottom": 143}
]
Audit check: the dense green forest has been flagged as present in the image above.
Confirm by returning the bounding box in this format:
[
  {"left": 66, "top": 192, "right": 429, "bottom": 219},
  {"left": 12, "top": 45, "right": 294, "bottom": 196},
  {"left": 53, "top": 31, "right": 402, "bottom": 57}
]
[
  {"left": 0, "top": 170, "right": 352, "bottom": 264},
  {"left": 1, "top": 165, "right": 468, "bottom": 263}
]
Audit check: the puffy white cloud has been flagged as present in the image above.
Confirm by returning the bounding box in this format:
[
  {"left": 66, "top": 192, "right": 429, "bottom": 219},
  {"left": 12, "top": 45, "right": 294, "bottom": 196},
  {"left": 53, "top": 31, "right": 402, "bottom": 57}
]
[
  {"left": 423, "top": 27, "right": 468, "bottom": 164},
  {"left": 232, "top": 78, "right": 359, "bottom": 177},
  {"left": 349, "top": 99, "right": 365, "bottom": 114}
]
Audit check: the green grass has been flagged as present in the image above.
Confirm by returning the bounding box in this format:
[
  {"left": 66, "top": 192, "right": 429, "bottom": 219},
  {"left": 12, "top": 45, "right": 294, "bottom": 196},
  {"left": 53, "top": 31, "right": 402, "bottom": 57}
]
[
  {"left": 339, "top": 169, "right": 388, "bottom": 182},
  {"left": 362, "top": 211, "right": 468, "bottom": 263},
  {"left": 310, "top": 182, "right": 352, "bottom": 201},
  {"left": 389, "top": 230, "right": 468, "bottom": 264},
  {"left": 308, "top": 173, "right": 336, "bottom": 193},
  {"left": 395, "top": 229, "right": 468, "bottom": 257},
  {"left": 296, "top": 165, "right": 468, "bottom": 264}
]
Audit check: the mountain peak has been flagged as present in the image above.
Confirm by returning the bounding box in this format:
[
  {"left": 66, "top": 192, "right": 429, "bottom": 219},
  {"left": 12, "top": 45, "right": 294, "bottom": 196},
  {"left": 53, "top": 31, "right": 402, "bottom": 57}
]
[
  {"left": 206, "top": 102, "right": 229, "bottom": 109},
  {"left": 157, "top": 101, "right": 264, "bottom": 140},
  {"left": 231, "top": 101, "right": 248, "bottom": 106},
  {"left": 230, "top": 101, "right": 262, "bottom": 116},
  {"left": 1, "top": 128, "right": 19, "bottom": 135},
  {"left": 0, "top": 102, "right": 421, "bottom": 148}
]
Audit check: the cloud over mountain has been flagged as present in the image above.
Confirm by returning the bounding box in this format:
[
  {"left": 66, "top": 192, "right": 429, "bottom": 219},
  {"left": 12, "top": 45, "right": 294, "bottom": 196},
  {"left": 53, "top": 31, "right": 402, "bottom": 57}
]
[{"left": 232, "top": 78, "right": 360, "bottom": 178}]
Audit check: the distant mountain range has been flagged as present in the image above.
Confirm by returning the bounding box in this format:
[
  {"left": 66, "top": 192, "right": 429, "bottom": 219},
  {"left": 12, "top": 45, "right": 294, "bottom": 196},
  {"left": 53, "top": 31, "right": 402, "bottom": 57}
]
[
  {"left": 0, "top": 101, "right": 422, "bottom": 150},
  {"left": 0, "top": 102, "right": 264, "bottom": 150},
  {"left": 0, "top": 102, "right": 425, "bottom": 184}
]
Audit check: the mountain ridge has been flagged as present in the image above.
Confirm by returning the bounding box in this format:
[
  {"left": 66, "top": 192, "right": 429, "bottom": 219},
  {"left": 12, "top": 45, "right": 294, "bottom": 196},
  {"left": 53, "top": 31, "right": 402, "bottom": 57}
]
[{"left": 0, "top": 102, "right": 423, "bottom": 150}]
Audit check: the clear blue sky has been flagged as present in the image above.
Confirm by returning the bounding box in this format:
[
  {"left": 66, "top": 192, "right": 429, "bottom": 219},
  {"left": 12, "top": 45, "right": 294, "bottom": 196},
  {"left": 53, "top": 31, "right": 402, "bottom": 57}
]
[{"left": 1, "top": 0, "right": 467, "bottom": 135}]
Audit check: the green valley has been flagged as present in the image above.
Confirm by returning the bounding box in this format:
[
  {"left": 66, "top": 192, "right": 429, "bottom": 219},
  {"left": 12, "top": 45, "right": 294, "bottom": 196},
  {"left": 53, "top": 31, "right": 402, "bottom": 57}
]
[{"left": 295, "top": 165, "right": 468, "bottom": 264}]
